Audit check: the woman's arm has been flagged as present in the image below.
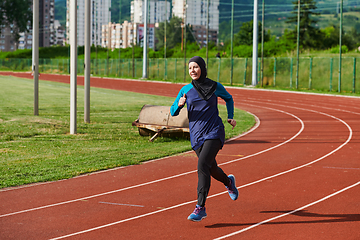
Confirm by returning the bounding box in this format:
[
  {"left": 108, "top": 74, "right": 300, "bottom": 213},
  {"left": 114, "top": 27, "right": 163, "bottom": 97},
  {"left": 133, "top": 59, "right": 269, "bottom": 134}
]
[
  {"left": 170, "top": 84, "right": 193, "bottom": 116},
  {"left": 215, "top": 83, "right": 234, "bottom": 119}
]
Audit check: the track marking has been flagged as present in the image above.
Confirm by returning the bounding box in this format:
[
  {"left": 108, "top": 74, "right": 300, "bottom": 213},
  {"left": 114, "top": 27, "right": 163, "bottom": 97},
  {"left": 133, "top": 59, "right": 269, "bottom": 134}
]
[
  {"left": 245, "top": 96, "right": 360, "bottom": 116},
  {"left": 0, "top": 107, "right": 300, "bottom": 219},
  {"left": 213, "top": 181, "right": 360, "bottom": 240},
  {"left": 47, "top": 104, "right": 353, "bottom": 239},
  {"left": 1, "top": 79, "right": 356, "bottom": 238},
  {"left": 98, "top": 202, "right": 144, "bottom": 208},
  {"left": 323, "top": 166, "right": 360, "bottom": 171}
]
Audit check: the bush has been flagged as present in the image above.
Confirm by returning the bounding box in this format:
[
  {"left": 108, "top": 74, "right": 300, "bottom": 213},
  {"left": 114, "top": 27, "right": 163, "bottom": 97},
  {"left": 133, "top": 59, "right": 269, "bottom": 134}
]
[{"left": 330, "top": 45, "right": 349, "bottom": 53}]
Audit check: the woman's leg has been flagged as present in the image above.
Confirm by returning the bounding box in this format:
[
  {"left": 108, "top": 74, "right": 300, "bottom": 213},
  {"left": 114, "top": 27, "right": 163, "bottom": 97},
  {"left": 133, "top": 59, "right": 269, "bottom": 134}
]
[{"left": 195, "top": 139, "right": 230, "bottom": 207}]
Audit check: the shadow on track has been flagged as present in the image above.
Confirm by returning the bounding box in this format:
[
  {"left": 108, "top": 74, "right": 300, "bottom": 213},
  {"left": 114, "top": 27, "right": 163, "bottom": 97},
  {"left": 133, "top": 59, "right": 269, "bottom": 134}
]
[{"left": 205, "top": 210, "right": 360, "bottom": 228}]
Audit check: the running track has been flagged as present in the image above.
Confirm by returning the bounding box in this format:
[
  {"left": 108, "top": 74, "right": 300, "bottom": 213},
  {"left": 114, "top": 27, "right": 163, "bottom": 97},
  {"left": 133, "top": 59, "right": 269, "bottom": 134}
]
[{"left": 0, "top": 72, "right": 359, "bottom": 239}]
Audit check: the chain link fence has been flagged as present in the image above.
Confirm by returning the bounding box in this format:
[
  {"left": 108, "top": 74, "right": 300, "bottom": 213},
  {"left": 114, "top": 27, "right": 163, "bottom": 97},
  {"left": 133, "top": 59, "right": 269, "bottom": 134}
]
[{"left": 1, "top": 57, "right": 359, "bottom": 93}]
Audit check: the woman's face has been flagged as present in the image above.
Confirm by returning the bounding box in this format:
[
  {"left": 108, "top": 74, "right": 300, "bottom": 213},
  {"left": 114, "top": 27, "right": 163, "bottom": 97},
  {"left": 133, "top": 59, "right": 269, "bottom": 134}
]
[{"left": 189, "top": 62, "right": 201, "bottom": 80}]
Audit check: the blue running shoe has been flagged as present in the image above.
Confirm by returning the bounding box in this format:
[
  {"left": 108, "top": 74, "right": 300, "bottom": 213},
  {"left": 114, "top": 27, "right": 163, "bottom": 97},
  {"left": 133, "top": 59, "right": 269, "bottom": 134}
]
[
  {"left": 226, "top": 174, "right": 239, "bottom": 200},
  {"left": 187, "top": 205, "right": 207, "bottom": 222}
]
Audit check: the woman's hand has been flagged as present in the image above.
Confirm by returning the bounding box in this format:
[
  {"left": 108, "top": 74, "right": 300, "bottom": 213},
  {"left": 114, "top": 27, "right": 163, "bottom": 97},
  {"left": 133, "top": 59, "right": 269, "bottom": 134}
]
[
  {"left": 178, "top": 94, "right": 187, "bottom": 107},
  {"left": 227, "top": 119, "right": 236, "bottom": 129}
]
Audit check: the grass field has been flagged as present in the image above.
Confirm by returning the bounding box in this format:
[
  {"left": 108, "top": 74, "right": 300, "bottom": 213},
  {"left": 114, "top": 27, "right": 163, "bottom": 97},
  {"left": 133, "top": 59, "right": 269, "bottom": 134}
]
[{"left": 0, "top": 76, "right": 256, "bottom": 189}]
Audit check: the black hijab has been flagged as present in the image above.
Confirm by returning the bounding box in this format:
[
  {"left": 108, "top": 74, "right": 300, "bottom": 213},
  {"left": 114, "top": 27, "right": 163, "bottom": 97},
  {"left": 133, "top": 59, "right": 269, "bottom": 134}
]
[{"left": 189, "top": 56, "right": 217, "bottom": 101}]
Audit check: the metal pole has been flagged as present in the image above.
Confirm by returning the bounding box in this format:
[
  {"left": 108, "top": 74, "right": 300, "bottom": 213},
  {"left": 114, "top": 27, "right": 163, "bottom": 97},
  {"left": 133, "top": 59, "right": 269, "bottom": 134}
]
[
  {"left": 132, "top": 23, "right": 135, "bottom": 78},
  {"left": 164, "top": 0, "right": 167, "bottom": 59},
  {"left": 84, "top": 0, "right": 91, "bottom": 123},
  {"left": 353, "top": 57, "right": 356, "bottom": 93},
  {"left": 244, "top": 58, "right": 248, "bottom": 85},
  {"left": 309, "top": 57, "right": 313, "bottom": 90},
  {"left": 119, "top": 0, "right": 122, "bottom": 65},
  {"left": 183, "top": 0, "right": 187, "bottom": 82},
  {"left": 273, "top": 57, "right": 276, "bottom": 87},
  {"left": 33, "top": 0, "right": 39, "bottom": 116},
  {"left": 107, "top": 0, "right": 110, "bottom": 76},
  {"left": 261, "top": 0, "right": 264, "bottom": 87},
  {"left": 330, "top": 57, "right": 333, "bottom": 92},
  {"left": 296, "top": 0, "right": 300, "bottom": 89},
  {"left": 70, "top": 0, "right": 78, "bottom": 134},
  {"left": 142, "top": 0, "right": 148, "bottom": 78},
  {"left": 206, "top": 0, "right": 210, "bottom": 66},
  {"left": 217, "top": 58, "right": 221, "bottom": 82},
  {"left": 252, "top": 0, "right": 259, "bottom": 86},
  {"left": 338, "top": 0, "right": 343, "bottom": 93},
  {"left": 95, "top": 0, "right": 98, "bottom": 75},
  {"left": 290, "top": 57, "right": 293, "bottom": 88},
  {"left": 230, "top": 0, "right": 234, "bottom": 85}
]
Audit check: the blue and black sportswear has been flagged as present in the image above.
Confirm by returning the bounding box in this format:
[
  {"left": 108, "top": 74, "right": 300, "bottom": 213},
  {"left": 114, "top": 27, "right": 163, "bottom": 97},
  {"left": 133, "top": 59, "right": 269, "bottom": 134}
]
[{"left": 170, "top": 82, "right": 234, "bottom": 151}]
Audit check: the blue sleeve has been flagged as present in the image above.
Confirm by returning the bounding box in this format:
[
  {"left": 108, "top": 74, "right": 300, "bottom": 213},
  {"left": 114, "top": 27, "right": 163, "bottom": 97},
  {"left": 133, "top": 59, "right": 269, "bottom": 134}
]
[
  {"left": 170, "top": 84, "right": 193, "bottom": 116},
  {"left": 215, "top": 82, "right": 234, "bottom": 119}
]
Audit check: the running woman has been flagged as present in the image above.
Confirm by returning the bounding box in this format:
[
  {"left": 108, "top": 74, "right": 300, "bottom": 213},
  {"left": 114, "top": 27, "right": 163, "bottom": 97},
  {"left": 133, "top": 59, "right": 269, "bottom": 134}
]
[{"left": 170, "top": 56, "right": 239, "bottom": 222}]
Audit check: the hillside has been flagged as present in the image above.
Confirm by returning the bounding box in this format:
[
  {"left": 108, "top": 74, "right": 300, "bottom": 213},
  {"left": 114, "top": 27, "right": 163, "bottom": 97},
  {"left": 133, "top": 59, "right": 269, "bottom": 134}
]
[
  {"left": 54, "top": 0, "right": 131, "bottom": 26},
  {"left": 219, "top": 0, "right": 360, "bottom": 41},
  {"left": 54, "top": 0, "right": 359, "bottom": 42}
]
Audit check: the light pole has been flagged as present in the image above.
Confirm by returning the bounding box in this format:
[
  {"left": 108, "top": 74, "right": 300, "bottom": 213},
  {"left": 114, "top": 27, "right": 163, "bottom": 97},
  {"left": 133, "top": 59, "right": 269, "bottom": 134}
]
[
  {"left": 32, "top": 0, "right": 39, "bottom": 116},
  {"left": 70, "top": 0, "right": 78, "bottom": 134},
  {"left": 84, "top": 0, "right": 91, "bottom": 123},
  {"left": 142, "top": 0, "right": 149, "bottom": 78},
  {"left": 296, "top": 0, "right": 300, "bottom": 89},
  {"left": 252, "top": 0, "right": 259, "bottom": 86}
]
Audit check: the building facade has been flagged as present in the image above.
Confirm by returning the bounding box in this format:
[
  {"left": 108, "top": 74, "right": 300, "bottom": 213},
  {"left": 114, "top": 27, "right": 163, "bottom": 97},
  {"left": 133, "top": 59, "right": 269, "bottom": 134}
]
[
  {"left": 172, "top": 0, "right": 219, "bottom": 45},
  {"left": 66, "top": 0, "right": 111, "bottom": 46},
  {"left": 54, "top": 20, "right": 65, "bottom": 46},
  {"left": 0, "top": 26, "right": 16, "bottom": 51},
  {"left": 1, "top": 0, "right": 55, "bottom": 51},
  {"left": 131, "top": 0, "right": 171, "bottom": 24},
  {"left": 101, "top": 21, "right": 139, "bottom": 50}
]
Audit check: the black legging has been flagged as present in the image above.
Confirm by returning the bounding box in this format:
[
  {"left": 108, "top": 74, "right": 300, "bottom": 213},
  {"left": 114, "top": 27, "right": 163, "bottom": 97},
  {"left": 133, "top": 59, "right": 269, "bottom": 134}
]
[{"left": 195, "top": 139, "right": 230, "bottom": 207}]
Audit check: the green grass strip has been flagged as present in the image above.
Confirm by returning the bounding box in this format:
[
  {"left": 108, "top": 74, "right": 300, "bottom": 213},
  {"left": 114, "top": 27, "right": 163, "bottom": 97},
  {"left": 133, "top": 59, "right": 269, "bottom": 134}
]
[{"left": 0, "top": 76, "right": 255, "bottom": 188}]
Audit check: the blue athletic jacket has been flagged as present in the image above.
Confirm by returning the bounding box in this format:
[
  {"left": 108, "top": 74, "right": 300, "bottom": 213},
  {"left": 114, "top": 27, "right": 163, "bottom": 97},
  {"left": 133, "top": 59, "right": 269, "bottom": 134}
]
[{"left": 170, "top": 82, "right": 234, "bottom": 150}]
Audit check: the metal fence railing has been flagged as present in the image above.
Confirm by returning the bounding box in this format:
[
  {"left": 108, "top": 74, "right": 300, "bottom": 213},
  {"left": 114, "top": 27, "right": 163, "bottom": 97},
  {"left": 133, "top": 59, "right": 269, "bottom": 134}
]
[{"left": 1, "top": 57, "right": 359, "bottom": 93}]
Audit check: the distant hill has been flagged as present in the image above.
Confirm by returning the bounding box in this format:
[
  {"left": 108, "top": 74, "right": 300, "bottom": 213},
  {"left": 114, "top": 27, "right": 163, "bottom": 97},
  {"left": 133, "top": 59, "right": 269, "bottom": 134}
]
[
  {"left": 54, "top": 0, "right": 359, "bottom": 41},
  {"left": 218, "top": 0, "right": 360, "bottom": 41},
  {"left": 55, "top": 0, "right": 66, "bottom": 26},
  {"left": 218, "top": 0, "right": 359, "bottom": 23},
  {"left": 54, "top": 0, "right": 131, "bottom": 26}
]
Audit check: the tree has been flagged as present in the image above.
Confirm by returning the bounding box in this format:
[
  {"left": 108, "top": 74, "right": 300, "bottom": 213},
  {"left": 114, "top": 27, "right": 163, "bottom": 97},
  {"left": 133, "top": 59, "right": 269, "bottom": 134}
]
[
  {"left": 286, "top": 0, "right": 321, "bottom": 49},
  {"left": 234, "top": 20, "right": 270, "bottom": 46},
  {"left": 110, "top": 0, "right": 131, "bottom": 23},
  {"left": 0, "top": 0, "right": 32, "bottom": 50},
  {"left": 321, "top": 25, "right": 359, "bottom": 51},
  {"left": 155, "top": 17, "right": 195, "bottom": 51}
]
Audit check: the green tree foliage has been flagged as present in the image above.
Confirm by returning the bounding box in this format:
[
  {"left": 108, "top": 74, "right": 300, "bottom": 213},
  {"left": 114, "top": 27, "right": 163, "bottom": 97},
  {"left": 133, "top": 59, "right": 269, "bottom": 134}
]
[
  {"left": 286, "top": 0, "right": 322, "bottom": 49},
  {"left": 320, "top": 25, "right": 359, "bottom": 51},
  {"left": 110, "top": 0, "right": 131, "bottom": 23},
  {"left": 155, "top": 17, "right": 195, "bottom": 51},
  {"left": 54, "top": 0, "right": 66, "bottom": 26},
  {"left": 0, "top": 0, "right": 32, "bottom": 48},
  {"left": 218, "top": 20, "right": 242, "bottom": 44},
  {"left": 234, "top": 20, "right": 270, "bottom": 46}
]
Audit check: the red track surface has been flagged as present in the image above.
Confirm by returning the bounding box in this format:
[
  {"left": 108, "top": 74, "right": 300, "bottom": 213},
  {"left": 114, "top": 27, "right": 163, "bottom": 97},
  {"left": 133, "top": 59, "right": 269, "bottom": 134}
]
[{"left": 0, "top": 72, "right": 359, "bottom": 239}]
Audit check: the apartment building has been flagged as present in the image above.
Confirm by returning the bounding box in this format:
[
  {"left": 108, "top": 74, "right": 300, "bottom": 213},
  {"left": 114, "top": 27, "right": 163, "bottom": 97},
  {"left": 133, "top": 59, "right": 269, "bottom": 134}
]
[
  {"left": 172, "top": 0, "right": 219, "bottom": 45},
  {"left": 1, "top": 0, "right": 55, "bottom": 51},
  {"left": 66, "top": 0, "right": 111, "bottom": 46},
  {"left": 131, "top": 0, "right": 171, "bottom": 24}
]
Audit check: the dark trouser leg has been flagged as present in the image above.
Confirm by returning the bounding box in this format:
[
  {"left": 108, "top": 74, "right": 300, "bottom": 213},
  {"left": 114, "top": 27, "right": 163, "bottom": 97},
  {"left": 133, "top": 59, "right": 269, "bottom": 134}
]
[{"left": 195, "top": 139, "right": 230, "bottom": 207}]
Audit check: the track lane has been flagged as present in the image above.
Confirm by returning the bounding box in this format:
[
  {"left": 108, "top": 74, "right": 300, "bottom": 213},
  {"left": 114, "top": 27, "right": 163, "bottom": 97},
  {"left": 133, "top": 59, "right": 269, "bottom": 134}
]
[{"left": 0, "top": 73, "right": 359, "bottom": 239}]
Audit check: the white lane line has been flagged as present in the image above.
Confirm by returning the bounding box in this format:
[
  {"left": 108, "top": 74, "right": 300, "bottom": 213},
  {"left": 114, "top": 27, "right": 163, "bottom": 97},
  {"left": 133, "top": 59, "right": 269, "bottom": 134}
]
[
  {"left": 0, "top": 106, "right": 299, "bottom": 219},
  {"left": 245, "top": 96, "right": 360, "bottom": 116},
  {"left": 213, "top": 181, "right": 360, "bottom": 240},
  {"left": 47, "top": 105, "right": 353, "bottom": 240},
  {"left": 323, "top": 166, "right": 360, "bottom": 171},
  {"left": 98, "top": 202, "right": 144, "bottom": 208}
]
